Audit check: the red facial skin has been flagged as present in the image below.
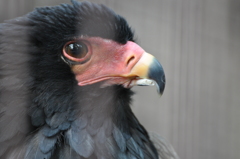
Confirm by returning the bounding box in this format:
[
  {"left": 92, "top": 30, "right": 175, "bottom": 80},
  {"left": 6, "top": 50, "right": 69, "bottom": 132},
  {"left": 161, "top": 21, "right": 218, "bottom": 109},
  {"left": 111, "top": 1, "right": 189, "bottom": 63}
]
[{"left": 63, "top": 37, "right": 145, "bottom": 87}]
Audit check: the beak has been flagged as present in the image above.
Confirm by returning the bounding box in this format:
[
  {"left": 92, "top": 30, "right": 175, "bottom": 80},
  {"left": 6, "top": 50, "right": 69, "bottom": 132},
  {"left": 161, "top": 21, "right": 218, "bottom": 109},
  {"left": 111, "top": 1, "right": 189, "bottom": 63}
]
[{"left": 125, "top": 52, "right": 166, "bottom": 95}]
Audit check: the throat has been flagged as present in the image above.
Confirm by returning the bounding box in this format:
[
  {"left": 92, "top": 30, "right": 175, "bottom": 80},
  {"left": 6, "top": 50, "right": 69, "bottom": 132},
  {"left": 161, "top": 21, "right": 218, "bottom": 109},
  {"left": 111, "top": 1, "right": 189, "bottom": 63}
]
[
  {"left": 65, "top": 85, "right": 158, "bottom": 159},
  {"left": 66, "top": 85, "right": 133, "bottom": 158},
  {"left": 73, "top": 85, "right": 118, "bottom": 137}
]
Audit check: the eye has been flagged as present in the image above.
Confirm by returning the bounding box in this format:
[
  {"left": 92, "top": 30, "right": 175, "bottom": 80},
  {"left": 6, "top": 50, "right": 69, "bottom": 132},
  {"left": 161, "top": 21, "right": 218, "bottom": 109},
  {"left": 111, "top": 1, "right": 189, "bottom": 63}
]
[{"left": 64, "top": 41, "right": 88, "bottom": 59}]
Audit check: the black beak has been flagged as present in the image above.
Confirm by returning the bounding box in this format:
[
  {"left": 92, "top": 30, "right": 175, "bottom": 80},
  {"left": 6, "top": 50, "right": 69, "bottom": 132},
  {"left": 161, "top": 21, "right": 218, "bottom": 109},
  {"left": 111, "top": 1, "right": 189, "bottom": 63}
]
[
  {"left": 148, "top": 57, "right": 165, "bottom": 95},
  {"left": 128, "top": 52, "right": 166, "bottom": 95}
]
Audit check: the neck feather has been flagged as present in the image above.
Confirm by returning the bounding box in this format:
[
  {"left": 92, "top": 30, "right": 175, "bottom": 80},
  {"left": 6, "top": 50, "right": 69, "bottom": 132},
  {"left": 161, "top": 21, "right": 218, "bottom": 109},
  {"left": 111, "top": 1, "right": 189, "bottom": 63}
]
[{"left": 64, "top": 85, "right": 158, "bottom": 159}]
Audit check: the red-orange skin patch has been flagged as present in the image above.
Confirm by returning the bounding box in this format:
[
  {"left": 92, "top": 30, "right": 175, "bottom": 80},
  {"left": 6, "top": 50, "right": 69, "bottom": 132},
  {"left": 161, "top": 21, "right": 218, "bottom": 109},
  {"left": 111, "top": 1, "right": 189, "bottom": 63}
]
[{"left": 62, "top": 37, "right": 145, "bottom": 87}]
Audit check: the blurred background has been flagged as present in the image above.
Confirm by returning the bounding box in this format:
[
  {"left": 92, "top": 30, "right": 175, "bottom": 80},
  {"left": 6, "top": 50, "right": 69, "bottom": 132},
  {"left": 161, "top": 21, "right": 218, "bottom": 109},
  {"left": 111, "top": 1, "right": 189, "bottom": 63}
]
[{"left": 1, "top": 0, "right": 239, "bottom": 159}]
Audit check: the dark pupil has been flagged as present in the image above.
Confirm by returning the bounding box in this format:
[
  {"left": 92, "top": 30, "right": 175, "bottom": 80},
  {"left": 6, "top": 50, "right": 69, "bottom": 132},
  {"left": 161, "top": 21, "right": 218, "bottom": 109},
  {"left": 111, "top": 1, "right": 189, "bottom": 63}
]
[{"left": 66, "top": 42, "right": 88, "bottom": 58}]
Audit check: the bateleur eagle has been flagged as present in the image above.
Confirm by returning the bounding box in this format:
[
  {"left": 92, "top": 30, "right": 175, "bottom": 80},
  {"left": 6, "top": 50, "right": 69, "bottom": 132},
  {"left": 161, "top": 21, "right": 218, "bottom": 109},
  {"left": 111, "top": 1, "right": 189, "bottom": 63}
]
[{"left": 0, "top": 0, "right": 179, "bottom": 159}]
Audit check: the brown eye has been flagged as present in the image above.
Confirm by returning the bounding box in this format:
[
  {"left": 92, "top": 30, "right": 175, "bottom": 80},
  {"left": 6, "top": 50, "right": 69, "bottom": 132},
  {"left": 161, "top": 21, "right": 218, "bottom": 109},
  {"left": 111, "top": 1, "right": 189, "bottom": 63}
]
[{"left": 65, "top": 42, "right": 88, "bottom": 59}]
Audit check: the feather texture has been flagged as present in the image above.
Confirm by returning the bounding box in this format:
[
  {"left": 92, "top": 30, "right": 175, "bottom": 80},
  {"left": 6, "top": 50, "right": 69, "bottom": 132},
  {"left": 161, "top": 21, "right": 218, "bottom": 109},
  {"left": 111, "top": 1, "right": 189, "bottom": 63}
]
[
  {"left": 150, "top": 132, "right": 180, "bottom": 159},
  {"left": 24, "top": 131, "right": 57, "bottom": 159},
  {"left": 0, "top": 1, "right": 178, "bottom": 158}
]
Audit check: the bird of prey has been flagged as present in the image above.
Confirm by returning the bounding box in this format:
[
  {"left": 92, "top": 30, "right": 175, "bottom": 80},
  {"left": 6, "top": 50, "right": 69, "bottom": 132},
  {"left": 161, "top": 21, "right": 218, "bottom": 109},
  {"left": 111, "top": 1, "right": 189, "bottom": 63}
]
[{"left": 0, "top": 1, "right": 179, "bottom": 159}]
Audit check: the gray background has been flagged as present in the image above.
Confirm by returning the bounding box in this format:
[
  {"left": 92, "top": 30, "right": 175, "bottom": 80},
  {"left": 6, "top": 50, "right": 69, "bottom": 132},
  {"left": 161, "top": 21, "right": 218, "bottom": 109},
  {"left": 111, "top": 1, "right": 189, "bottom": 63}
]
[{"left": 1, "top": 0, "right": 240, "bottom": 159}]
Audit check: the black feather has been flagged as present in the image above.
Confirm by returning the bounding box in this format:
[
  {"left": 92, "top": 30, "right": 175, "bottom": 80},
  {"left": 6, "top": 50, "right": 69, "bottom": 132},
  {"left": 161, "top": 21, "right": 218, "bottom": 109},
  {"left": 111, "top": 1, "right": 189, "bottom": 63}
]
[
  {"left": 67, "top": 128, "right": 94, "bottom": 158},
  {"left": 24, "top": 131, "right": 57, "bottom": 159},
  {"left": 113, "top": 125, "right": 127, "bottom": 152},
  {"left": 42, "top": 126, "right": 60, "bottom": 137},
  {"left": 127, "top": 137, "right": 144, "bottom": 158},
  {"left": 0, "top": 1, "right": 161, "bottom": 159}
]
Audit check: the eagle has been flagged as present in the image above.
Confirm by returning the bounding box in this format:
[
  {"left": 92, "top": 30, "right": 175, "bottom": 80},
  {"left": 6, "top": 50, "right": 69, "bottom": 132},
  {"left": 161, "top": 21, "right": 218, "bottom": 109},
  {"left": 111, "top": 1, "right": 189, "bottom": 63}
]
[{"left": 0, "top": 1, "right": 179, "bottom": 159}]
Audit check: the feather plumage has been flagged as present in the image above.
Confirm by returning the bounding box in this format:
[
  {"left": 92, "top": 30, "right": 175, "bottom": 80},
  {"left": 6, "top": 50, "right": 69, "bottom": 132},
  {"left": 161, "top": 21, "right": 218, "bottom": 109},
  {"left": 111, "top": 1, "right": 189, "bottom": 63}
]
[{"left": 0, "top": 1, "right": 178, "bottom": 159}]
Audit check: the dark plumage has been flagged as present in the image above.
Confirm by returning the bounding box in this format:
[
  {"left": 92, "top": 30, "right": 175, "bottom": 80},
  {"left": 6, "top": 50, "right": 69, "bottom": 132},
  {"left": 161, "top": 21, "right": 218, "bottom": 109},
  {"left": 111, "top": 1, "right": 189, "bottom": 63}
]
[{"left": 0, "top": 1, "right": 178, "bottom": 159}]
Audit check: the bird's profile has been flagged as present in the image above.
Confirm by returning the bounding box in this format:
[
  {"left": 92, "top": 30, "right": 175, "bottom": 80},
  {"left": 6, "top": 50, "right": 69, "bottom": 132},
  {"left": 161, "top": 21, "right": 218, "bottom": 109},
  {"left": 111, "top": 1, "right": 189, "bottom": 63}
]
[{"left": 0, "top": 0, "right": 179, "bottom": 159}]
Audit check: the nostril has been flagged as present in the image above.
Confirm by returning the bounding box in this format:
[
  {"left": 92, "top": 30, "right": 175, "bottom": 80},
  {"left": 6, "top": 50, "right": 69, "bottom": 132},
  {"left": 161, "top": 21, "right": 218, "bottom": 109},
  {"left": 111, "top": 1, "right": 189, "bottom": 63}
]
[{"left": 126, "top": 56, "right": 135, "bottom": 66}]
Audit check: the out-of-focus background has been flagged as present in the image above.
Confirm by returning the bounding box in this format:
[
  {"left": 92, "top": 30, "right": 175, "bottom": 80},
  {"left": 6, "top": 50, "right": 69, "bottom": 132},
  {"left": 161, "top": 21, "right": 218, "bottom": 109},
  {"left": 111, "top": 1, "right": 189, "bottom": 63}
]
[{"left": 1, "top": 0, "right": 239, "bottom": 159}]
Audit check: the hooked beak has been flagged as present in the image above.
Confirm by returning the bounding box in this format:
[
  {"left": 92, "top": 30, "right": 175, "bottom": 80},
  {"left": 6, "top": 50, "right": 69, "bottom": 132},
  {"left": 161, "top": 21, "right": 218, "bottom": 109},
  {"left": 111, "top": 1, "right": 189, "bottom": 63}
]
[{"left": 125, "top": 52, "right": 165, "bottom": 95}]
